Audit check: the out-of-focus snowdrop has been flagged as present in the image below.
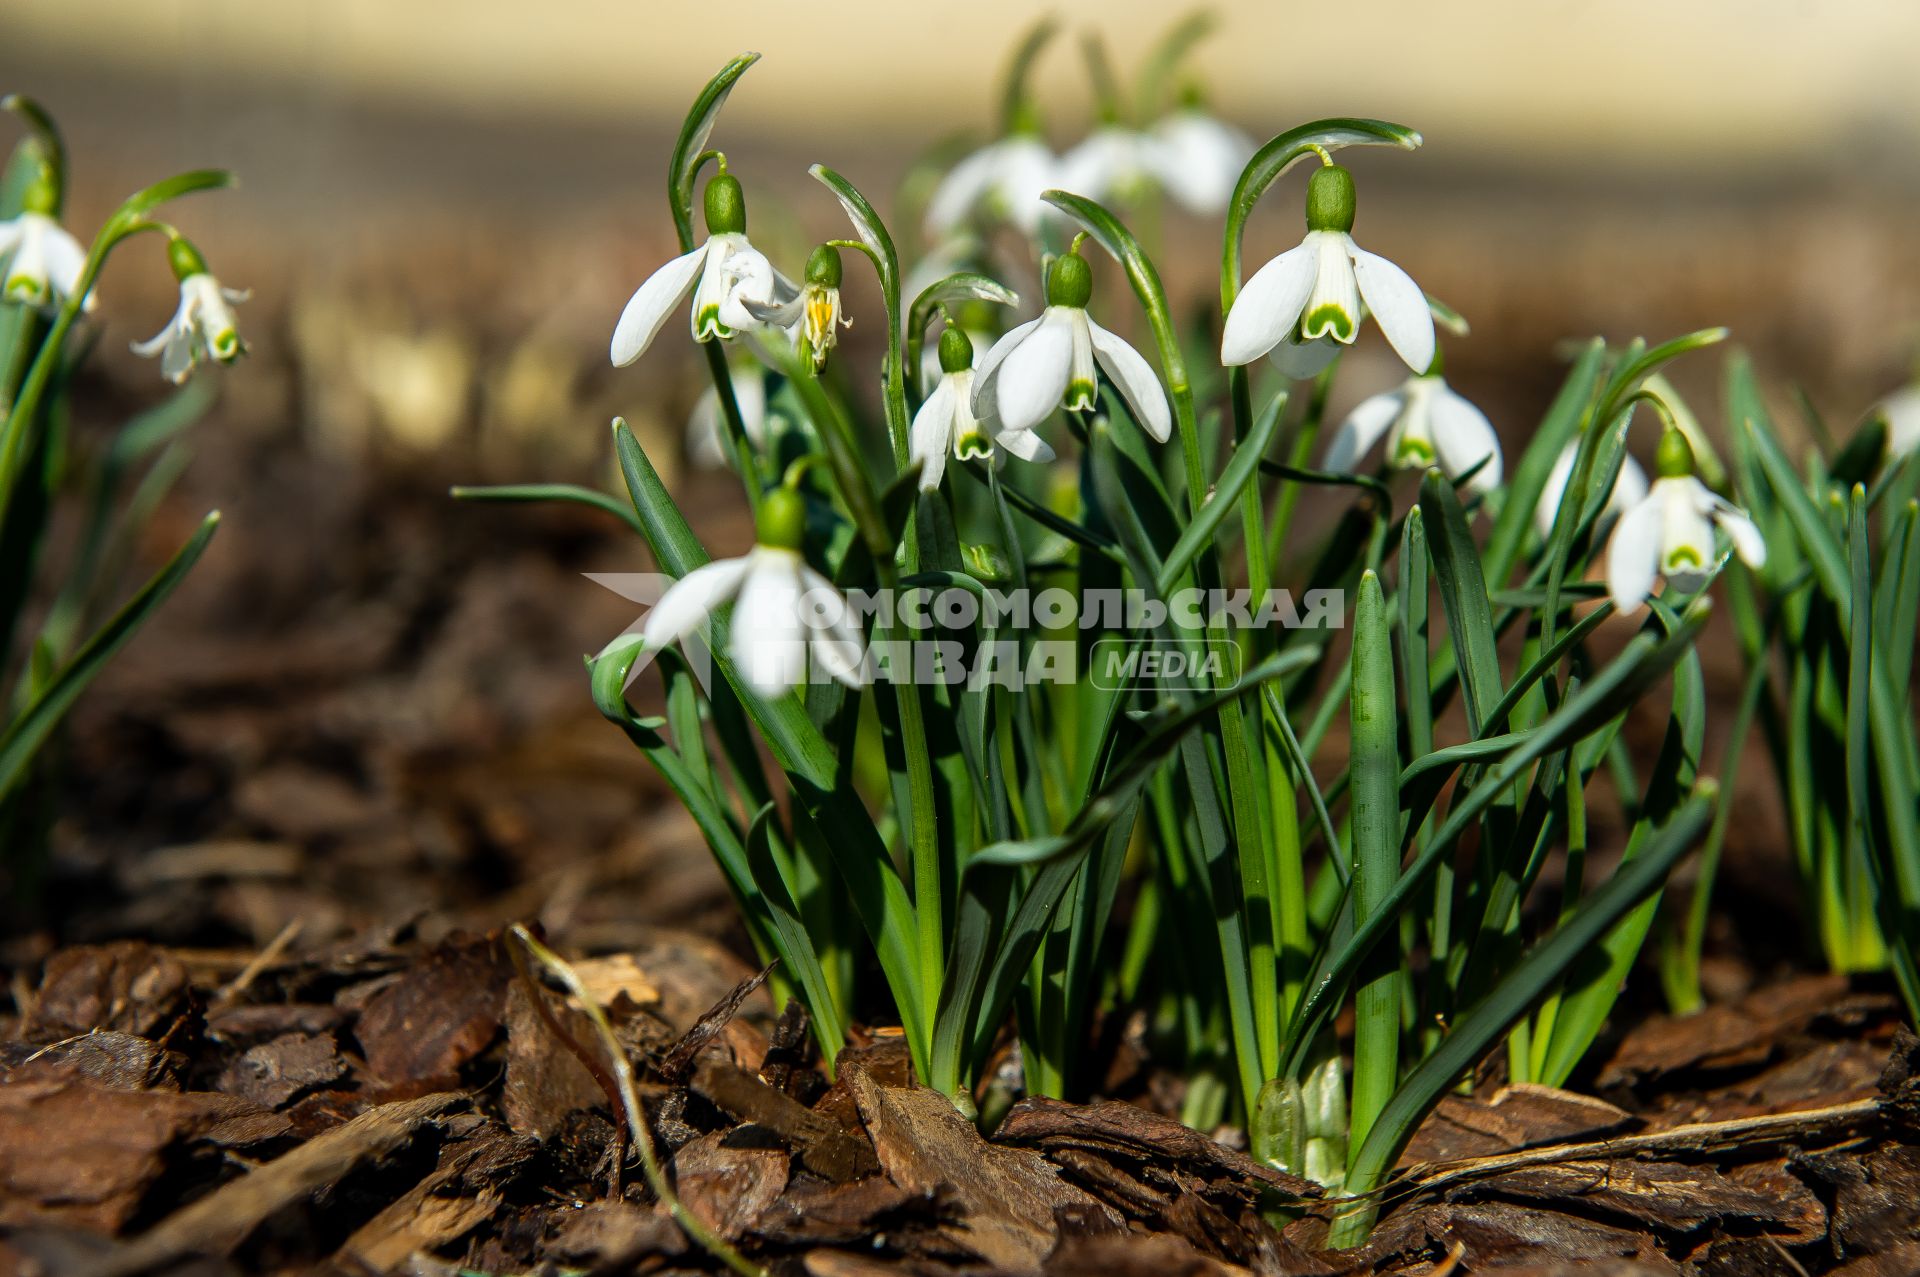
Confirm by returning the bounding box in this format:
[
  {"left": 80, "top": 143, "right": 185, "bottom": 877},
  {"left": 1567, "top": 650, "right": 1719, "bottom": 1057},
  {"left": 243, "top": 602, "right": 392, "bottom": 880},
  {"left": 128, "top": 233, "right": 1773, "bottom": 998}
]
[
  {"left": 1059, "top": 126, "right": 1161, "bottom": 207},
  {"left": 0, "top": 167, "right": 88, "bottom": 310},
  {"left": 687, "top": 360, "right": 778, "bottom": 470},
  {"left": 612, "top": 169, "right": 795, "bottom": 366},
  {"left": 1606, "top": 429, "right": 1765, "bottom": 611},
  {"left": 1323, "top": 371, "right": 1501, "bottom": 496},
  {"left": 129, "top": 236, "right": 248, "bottom": 383},
  {"left": 1873, "top": 383, "right": 1920, "bottom": 458},
  {"left": 1222, "top": 163, "right": 1434, "bottom": 379},
  {"left": 925, "top": 123, "right": 1059, "bottom": 240},
  {"left": 1534, "top": 441, "right": 1649, "bottom": 539},
  {"left": 1148, "top": 97, "right": 1253, "bottom": 215}
]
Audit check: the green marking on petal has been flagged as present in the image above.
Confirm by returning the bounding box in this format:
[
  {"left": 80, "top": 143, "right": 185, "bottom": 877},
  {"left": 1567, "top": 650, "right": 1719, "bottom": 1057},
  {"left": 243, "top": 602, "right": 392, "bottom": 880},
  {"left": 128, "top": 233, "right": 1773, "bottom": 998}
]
[
  {"left": 212, "top": 330, "right": 239, "bottom": 359},
  {"left": 956, "top": 429, "right": 992, "bottom": 460},
  {"left": 1393, "top": 438, "right": 1435, "bottom": 468},
  {"left": 1301, "top": 303, "right": 1355, "bottom": 342},
  {"left": 1066, "top": 378, "right": 1097, "bottom": 412},
  {"left": 1664, "top": 545, "right": 1705, "bottom": 571},
  {"left": 695, "top": 304, "right": 727, "bottom": 342}
]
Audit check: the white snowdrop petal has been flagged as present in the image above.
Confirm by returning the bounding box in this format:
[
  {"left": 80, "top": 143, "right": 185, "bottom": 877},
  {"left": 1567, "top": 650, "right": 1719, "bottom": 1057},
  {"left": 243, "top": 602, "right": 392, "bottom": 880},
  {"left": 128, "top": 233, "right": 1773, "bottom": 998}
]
[
  {"left": 925, "top": 145, "right": 1002, "bottom": 237},
  {"left": 611, "top": 244, "right": 707, "bottom": 366},
  {"left": 1322, "top": 389, "right": 1405, "bottom": 474},
  {"left": 1349, "top": 245, "right": 1436, "bottom": 374},
  {"left": 797, "top": 566, "right": 868, "bottom": 688},
  {"left": 996, "top": 426, "right": 1055, "bottom": 463},
  {"left": 1605, "top": 492, "right": 1665, "bottom": 611},
  {"left": 911, "top": 376, "right": 958, "bottom": 492},
  {"left": 1268, "top": 334, "right": 1343, "bottom": 380},
  {"left": 972, "top": 316, "right": 1043, "bottom": 415},
  {"left": 994, "top": 308, "right": 1074, "bottom": 433},
  {"left": 1087, "top": 317, "right": 1171, "bottom": 442},
  {"left": 41, "top": 223, "right": 88, "bottom": 304},
  {"left": 1221, "top": 240, "right": 1315, "bottom": 366},
  {"left": 732, "top": 554, "right": 808, "bottom": 695},
  {"left": 1430, "top": 386, "right": 1502, "bottom": 494},
  {"left": 1712, "top": 498, "right": 1768, "bottom": 569},
  {"left": 642, "top": 556, "right": 752, "bottom": 649}
]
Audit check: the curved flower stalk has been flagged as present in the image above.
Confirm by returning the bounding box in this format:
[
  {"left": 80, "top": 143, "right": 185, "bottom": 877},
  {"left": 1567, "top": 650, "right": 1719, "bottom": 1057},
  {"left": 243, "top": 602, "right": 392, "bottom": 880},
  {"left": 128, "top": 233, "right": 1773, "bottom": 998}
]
[
  {"left": 911, "top": 324, "right": 1053, "bottom": 491},
  {"left": 1606, "top": 428, "right": 1764, "bottom": 610},
  {"left": 973, "top": 243, "right": 1171, "bottom": 440},
  {"left": 687, "top": 359, "right": 774, "bottom": 469},
  {"left": 611, "top": 168, "right": 795, "bottom": 367},
  {"left": 641, "top": 487, "right": 866, "bottom": 697},
  {"left": 1534, "top": 439, "right": 1648, "bottom": 538},
  {"left": 1221, "top": 162, "right": 1433, "bottom": 378},
  {"left": 130, "top": 234, "right": 248, "bottom": 383},
  {"left": 1323, "top": 369, "right": 1501, "bottom": 496}
]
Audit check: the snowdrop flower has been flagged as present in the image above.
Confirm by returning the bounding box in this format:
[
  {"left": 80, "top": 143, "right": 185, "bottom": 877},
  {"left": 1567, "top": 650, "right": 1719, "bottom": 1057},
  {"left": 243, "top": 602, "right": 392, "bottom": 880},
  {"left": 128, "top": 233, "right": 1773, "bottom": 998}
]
[
  {"left": 925, "top": 120, "right": 1059, "bottom": 239},
  {"left": 687, "top": 361, "right": 773, "bottom": 469},
  {"left": 1147, "top": 104, "right": 1253, "bottom": 216},
  {"left": 1533, "top": 441, "right": 1649, "bottom": 539},
  {"left": 130, "top": 237, "right": 248, "bottom": 383},
  {"left": 1059, "top": 127, "right": 1161, "bottom": 207},
  {"left": 912, "top": 325, "right": 1054, "bottom": 492},
  {"left": 0, "top": 177, "right": 88, "bottom": 310},
  {"left": 611, "top": 170, "right": 796, "bottom": 366},
  {"left": 642, "top": 487, "right": 866, "bottom": 697},
  {"left": 1873, "top": 383, "right": 1920, "bottom": 458},
  {"left": 1606, "top": 429, "right": 1765, "bottom": 611},
  {"left": 749, "top": 245, "right": 848, "bottom": 373},
  {"left": 1222, "top": 163, "right": 1434, "bottom": 378},
  {"left": 973, "top": 246, "right": 1171, "bottom": 441},
  {"left": 1323, "top": 371, "right": 1501, "bottom": 495}
]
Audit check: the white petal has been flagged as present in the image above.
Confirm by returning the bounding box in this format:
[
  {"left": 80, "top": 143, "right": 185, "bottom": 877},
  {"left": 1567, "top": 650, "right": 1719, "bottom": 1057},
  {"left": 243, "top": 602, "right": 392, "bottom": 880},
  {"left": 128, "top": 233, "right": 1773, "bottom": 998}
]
[
  {"left": 611, "top": 244, "right": 707, "bottom": 366},
  {"left": 1661, "top": 477, "right": 1718, "bottom": 590},
  {"left": 972, "top": 315, "right": 1043, "bottom": 413},
  {"left": 1535, "top": 444, "right": 1578, "bottom": 539},
  {"left": 1710, "top": 497, "right": 1767, "bottom": 569},
  {"left": 1322, "top": 388, "right": 1405, "bottom": 474},
  {"left": 130, "top": 300, "right": 188, "bottom": 359},
  {"left": 925, "top": 145, "right": 1002, "bottom": 237},
  {"left": 160, "top": 329, "right": 197, "bottom": 383},
  {"left": 996, "top": 426, "right": 1055, "bottom": 463},
  {"left": 911, "top": 375, "right": 958, "bottom": 491},
  {"left": 1221, "top": 239, "right": 1314, "bottom": 366},
  {"left": 1349, "top": 245, "right": 1436, "bottom": 374},
  {"left": 994, "top": 308, "right": 1074, "bottom": 433},
  {"left": 1087, "top": 316, "right": 1171, "bottom": 442},
  {"left": 1878, "top": 386, "right": 1920, "bottom": 456},
  {"left": 1611, "top": 453, "right": 1650, "bottom": 516},
  {"left": 1429, "top": 385, "right": 1502, "bottom": 494},
  {"left": 731, "top": 552, "right": 808, "bottom": 696},
  {"left": 995, "top": 136, "right": 1060, "bottom": 235},
  {"left": 797, "top": 565, "right": 868, "bottom": 687},
  {"left": 716, "top": 243, "right": 778, "bottom": 333},
  {"left": 642, "top": 555, "right": 751, "bottom": 649},
  {"left": 1268, "top": 334, "right": 1342, "bottom": 380},
  {"left": 40, "top": 223, "right": 88, "bottom": 304},
  {"left": 1606, "top": 492, "right": 1665, "bottom": 611}
]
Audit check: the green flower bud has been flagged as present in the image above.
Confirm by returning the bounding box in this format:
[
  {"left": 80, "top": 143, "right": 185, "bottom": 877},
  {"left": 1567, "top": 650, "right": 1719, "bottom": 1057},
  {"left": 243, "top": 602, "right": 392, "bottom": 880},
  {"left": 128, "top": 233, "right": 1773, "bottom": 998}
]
[
  {"left": 758, "top": 486, "right": 807, "bottom": 551},
  {"left": 805, "top": 244, "right": 842, "bottom": 289},
  {"left": 166, "top": 235, "right": 208, "bottom": 283},
  {"left": 21, "top": 167, "right": 58, "bottom": 217},
  {"left": 1305, "top": 163, "right": 1356, "bottom": 234},
  {"left": 704, "top": 173, "right": 746, "bottom": 236},
  {"left": 937, "top": 324, "right": 974, "bottom": 374},
  {"left": 1045, "top": 250, "right": 1092, "bottom": 309},
  {"left": 1655, "top": 426, "right": 1695, "bottom": 480},
  {"left": 963, "top": 542, "right": 1012, "bottom": 584}
]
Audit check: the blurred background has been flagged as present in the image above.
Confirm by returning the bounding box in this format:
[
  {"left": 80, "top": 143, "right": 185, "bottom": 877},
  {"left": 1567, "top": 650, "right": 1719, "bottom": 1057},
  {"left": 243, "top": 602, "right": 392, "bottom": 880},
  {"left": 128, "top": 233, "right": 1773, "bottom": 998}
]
[{"left": 1, "top": 0, "right": 1915, "bottom": 961}]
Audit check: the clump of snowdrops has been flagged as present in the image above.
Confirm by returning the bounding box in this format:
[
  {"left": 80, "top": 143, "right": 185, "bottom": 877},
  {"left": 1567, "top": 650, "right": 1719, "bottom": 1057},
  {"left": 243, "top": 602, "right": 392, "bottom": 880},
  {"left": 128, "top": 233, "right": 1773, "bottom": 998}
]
[
  {"left": 0, "top": 96, "right": 241, "bottom": 884},
  {"left": 471, "top": 17, "right": 1918, "bottom": 1247}
]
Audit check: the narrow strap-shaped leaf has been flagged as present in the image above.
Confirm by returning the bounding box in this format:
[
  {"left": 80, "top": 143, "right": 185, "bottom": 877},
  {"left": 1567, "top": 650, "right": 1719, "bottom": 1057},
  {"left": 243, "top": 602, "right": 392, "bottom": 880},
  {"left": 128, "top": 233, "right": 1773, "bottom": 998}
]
[
  {"left": 0, "top": 511, "right": 218, "bottom": 799},
  {"left": 450, "top": 483, "right": 646, "bottom": 536},
  {"left": 744, "top": 803, "right": 847, "bottom": 1068},
  {"left": 1419, "top": 470, "right": 1502, "bottom": 735},
  {"left": 1333, "top": 787, "right": 1715, "bottom": 1240},
  {"left": 1156, "top": 386, "right": 1285, "bottom": 594}
]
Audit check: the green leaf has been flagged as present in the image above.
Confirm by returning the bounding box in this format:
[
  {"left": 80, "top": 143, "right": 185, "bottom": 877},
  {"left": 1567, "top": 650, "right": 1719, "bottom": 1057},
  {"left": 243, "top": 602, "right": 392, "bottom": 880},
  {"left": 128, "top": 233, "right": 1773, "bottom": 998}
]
[
  {"left": 1419, "top": 470, "right": 1503, "bottom": 735},
  {"left": 1155, "top": 385, "right": 1285, "bottom": 594},
  {"left": 1334, "top": 786, "right": 1716, "bottom": 1244},
  {"left": 0, "top": 511, "right": 218, "bottom": 800},
  {"left": 669, "top": 54, "right": 760, "bottom": 249},
  {"left": 450, "top": 483, "right": 646, "bottom": 536},
  {"left": 744, "top": 803, "right": 847, "bottom": 1067}
]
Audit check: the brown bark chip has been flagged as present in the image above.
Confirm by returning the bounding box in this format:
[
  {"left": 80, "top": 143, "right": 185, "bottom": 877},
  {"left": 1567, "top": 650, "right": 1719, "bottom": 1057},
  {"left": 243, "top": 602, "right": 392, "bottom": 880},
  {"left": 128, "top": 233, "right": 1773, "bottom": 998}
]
[
  {"left": 21, "top": 944, "right": 192, "bottom": 1043},
  {"left": 843, "top": 1061, "right": 1121, "bottom": 1272},
  {"left": 0, "top": 1078, "right": 289, "bottom": 1233},
  {"left": 352, "top": 933, "right": 510, "bottom": 1083},
  {"left": 215, "top": 1031, "right": 347, "bottom": 1109}
]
